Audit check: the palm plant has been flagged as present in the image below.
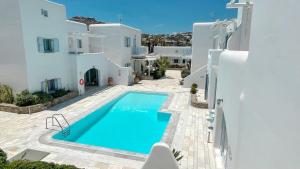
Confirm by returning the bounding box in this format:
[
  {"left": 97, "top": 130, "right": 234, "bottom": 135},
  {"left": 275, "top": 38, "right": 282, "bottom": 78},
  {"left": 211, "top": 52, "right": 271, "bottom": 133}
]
[
  {"left": 156, "top": 57, "right": 170, "bottom": 72},
  {"left": 172, "top": 149, "right": 184, "bottom": 162}
]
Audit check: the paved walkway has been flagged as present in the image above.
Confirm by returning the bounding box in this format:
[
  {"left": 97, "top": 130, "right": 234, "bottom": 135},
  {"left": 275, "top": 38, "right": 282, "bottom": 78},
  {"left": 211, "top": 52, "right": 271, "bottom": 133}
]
[{"left": 0, "top": 70, "right": 216, "bottom": 169}]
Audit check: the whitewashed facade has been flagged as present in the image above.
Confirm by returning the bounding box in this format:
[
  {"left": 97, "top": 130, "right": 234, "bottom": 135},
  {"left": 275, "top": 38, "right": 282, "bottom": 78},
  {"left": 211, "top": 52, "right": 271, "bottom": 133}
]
[
  {"left": 200, "top": 0, "right": 300, "bottom": 169},
  {"left": 0, "top": 0, "right": 142, "bottom": 94},
  {"left": 153, "top": 46, "right": 192, "bottom": 66}
]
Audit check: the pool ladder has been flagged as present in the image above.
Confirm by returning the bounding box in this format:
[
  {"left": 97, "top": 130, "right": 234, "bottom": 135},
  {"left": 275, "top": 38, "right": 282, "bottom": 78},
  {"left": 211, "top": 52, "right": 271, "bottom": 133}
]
[{"left": 46, "top": 113, "right": 70, "bottom": 136}]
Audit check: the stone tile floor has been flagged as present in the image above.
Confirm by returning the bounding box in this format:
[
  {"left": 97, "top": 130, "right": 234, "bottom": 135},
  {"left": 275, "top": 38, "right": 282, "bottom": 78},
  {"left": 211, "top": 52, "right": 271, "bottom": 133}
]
[{"left": 0, "top": 70, "right": 216, "bottom": 169}]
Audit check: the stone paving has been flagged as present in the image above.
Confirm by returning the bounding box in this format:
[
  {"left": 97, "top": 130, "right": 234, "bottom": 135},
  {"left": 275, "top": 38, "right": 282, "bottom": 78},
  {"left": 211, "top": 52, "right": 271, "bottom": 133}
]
[{"left": 0, "top": 70, "right": 216, "bottom": 169}]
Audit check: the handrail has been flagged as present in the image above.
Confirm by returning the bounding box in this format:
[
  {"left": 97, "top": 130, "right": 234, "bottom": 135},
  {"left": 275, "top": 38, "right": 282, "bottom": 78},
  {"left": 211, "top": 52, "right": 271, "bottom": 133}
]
[{"left": 46, "top": 113, "right": 70, "bottom": 136}]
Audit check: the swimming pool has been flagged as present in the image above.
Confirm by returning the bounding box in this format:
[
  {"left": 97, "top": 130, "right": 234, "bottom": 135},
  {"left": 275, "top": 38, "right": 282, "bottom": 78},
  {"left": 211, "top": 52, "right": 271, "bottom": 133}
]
[{"left": 53, "top": 92, "right": 171, "bottom": 154}]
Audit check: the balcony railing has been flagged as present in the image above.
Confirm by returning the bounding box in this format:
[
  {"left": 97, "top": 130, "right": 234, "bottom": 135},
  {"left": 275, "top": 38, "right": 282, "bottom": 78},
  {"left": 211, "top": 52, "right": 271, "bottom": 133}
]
[{"left": 132, "top": 46, "right": 149, "bottom": 56}]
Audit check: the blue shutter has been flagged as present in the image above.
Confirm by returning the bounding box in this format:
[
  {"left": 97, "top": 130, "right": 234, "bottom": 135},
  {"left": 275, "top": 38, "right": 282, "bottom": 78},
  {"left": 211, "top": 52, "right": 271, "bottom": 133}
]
[
  {"left": 54, "top": 39, "right": 59, "bottom": 52},
  {"left": 37, "top": 37, "right": 44, "bottom": 53}
]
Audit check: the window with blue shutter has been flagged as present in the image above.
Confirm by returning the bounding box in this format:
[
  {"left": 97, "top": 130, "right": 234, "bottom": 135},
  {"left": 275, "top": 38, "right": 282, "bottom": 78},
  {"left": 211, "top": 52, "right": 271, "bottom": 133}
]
[{"left": 37, "top": 37, "right": 59, "bottom": 53}]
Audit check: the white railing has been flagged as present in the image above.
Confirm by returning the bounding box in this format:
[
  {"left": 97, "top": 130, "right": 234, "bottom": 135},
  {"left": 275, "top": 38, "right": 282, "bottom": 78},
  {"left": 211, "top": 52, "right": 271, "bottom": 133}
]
[{"left": 133, "top": 46, "right": 149, "bottom": 56}]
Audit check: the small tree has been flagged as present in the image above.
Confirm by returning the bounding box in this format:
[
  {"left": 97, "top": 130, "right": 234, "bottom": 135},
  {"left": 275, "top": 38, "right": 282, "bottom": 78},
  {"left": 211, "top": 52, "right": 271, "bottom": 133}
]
[{"left": 0, "top": 85, "right": 14, "bottom": 104}]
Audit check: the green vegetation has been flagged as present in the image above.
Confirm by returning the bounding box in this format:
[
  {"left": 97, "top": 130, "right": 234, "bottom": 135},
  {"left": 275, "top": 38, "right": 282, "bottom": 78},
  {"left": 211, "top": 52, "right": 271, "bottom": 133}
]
[
  {"left": 0, "top": 148, "right": 7, "bottom": 168},
  {"left": 51, "top": 89, "right": 69, "bottom": 98},
  {"left": 5, "top": 161, "right": 79, "bottom": 169},
  {"left": 15, "top": 89, "right": 69, "bottom": 107},
  {"left": 172, "top": 149, "right": 184, "bottom": 162},
  {"left": 0, "top": 148, "right": 78, "bottom": 169},
  {"left": 191, "top": 83, "right": 198, "bottom": 89},
  {"left": 181, "top": 68, "right": 191, "bottom": 78},
  {"left": 15, "top": 90, "right": 36, "bottom": 107},
  {"left": 0, "top": 85, "right": 14, "bottom": 104},
  {"left": 190, "top": 83, "right": 198, "bottom": 94},
  {"left": 32, "top": 92, "right": 53, "bottom": 104},
  {"left": 153, "top": 57, "right": 170, "bottom": 79}
]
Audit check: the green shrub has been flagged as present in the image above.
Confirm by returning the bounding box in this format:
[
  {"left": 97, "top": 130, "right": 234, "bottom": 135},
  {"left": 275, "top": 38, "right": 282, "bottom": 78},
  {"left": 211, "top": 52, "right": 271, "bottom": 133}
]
[
  {"left": 190, "top": 86, "right": 197, "bottom": 94},
  {"left": 5, "top": 160, "right": 79, "bottom": 169},
  {"left": 32, "top": 92, "right": 53, "bottom": 104},
  {"left": 14, "top": 90, "right": 35, "bottom": 107},
  {"left": 0, "top": 148, "right": 7, "bottom": 167},
  {"left": 153, "top": 69, "right": 163, "bottom": 79},
  {"left": 191, "top": 83, "right": 198, "bottom": 89},
  {"left": 51, "top": 89, "right": 69, "bottom": 98},
  {"left": 181, "top": 68, "right": 190, "bottom": 78},
  {"left": 0, "top": 85, "right": 14, "bottom": 104}
]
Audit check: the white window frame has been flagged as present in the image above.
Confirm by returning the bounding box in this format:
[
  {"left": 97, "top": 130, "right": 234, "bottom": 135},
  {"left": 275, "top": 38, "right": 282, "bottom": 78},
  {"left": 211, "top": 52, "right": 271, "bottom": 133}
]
[{"left": 37, "top": 37, "right": 59, "bottom": 53}]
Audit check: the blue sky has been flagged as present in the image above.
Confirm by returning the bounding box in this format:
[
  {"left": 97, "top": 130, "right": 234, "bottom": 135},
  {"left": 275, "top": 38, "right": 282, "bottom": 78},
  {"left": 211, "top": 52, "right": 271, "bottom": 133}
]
[{"left": 52, "top": 0, "right": 237, "bottom": 34}]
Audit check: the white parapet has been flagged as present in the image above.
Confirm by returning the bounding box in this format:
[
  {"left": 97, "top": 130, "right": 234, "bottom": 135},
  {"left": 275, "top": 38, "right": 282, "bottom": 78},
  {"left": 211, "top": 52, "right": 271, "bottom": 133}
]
[{"left": 142, "top": 142, "right": 179, "bottom": 169}]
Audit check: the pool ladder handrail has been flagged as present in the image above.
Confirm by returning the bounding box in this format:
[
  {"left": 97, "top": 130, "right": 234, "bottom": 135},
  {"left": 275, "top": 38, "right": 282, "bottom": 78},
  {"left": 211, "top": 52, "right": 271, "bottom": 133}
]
[{"left": 46, "top": 113, "right": 70, "bottom": 136}]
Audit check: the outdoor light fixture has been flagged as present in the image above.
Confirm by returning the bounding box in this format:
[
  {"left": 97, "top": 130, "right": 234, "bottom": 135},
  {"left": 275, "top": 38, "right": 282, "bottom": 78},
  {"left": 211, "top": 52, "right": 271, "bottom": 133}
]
[{"left": 217, "top": 99, "right": 223, "bottom": 105}]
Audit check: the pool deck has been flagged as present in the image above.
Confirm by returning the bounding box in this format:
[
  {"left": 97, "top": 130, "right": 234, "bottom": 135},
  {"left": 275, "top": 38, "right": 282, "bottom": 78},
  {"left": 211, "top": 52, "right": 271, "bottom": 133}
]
[{"left": 0, "top": 70, "right": 216, "bottom": 169}]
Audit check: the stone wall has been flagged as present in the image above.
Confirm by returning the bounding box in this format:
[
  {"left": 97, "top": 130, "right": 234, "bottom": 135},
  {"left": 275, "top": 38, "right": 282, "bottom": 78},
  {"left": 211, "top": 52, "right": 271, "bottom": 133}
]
[{"left": 0, "top": 91, "right": 78, "bottom": 114}]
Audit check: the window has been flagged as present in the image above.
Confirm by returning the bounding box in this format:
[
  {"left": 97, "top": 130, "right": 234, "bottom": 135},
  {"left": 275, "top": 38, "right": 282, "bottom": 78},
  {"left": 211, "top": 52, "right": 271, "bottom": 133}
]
[
  {"left": 77, "top": 39, "right": 82, "bottom": 49},
  {"left": 125, "top": 63, "right": 131, "bottom": 67},
  {"left": 41, "top": 9, "right": 48, "bottom": 17},
  {"left": 37, "top": 37, "right": 59, "bottom": 53},
  {"left": 182, "top": 59, "right": 186, "bottom": 64},
  {"left": 124, "top": 37, "right": 131, "bottom": 47},
  {"left": 173, "top": 59, "right": 179, "bottom": 64},
  {"left": 41, "top": 78, "right": 62, "bottom": 93}
]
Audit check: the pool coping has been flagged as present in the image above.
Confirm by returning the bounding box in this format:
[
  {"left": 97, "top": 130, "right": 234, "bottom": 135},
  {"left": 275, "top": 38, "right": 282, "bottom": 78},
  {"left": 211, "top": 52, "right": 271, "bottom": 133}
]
[{"left": 39, "top": 90, "right": 180, "bottom": 162}]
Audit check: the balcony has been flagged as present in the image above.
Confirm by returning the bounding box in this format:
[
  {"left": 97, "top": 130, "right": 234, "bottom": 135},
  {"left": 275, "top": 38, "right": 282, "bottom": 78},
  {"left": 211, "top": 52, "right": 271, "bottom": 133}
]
[
  {"left": 68, "top": 32, "right": 104, "bottom": 54},
  {"left": 132, "top": 46, "right": 149, "bottom": 59}
]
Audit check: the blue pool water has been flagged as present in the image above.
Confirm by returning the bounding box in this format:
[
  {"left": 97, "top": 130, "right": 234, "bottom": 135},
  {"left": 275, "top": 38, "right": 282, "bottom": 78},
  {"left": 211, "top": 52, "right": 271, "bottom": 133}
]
[{"left": 53, "top": 92, "right": 171, "bottom": 154}]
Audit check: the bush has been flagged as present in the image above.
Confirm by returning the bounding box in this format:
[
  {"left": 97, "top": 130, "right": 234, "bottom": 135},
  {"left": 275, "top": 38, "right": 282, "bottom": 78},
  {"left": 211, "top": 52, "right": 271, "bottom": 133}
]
[
  {"left": 191, "top": 83, "right": 198, "bottom": 89},
  {"left": 0, "top": 148, "right": 79, "bottom": 169},
  {"left": 32, "top": 92, "right": 53, "bottom": 104},
  {"left": 15, "top": 90, "right": 35, "bottom": 107},
  {"left": 190, "top": 87, "right": 197, "bottom": 94},
  {"left": 153, "top": 69, "right": 163, "bottom": 79},
  {"left": 5, "top": 160, "right": 79, "bottom": 169},
  {"left": 0, "top": 85, "right": 14, "bottom": 104},
  {"left": 51, "top": 89, "right": 69, "bottom": 98},
  {"left": 181, "top": 68, "right": 190, "bottom": 78},
  {"left": 0, "top": 148, "right": 7, "bottom": 167}
]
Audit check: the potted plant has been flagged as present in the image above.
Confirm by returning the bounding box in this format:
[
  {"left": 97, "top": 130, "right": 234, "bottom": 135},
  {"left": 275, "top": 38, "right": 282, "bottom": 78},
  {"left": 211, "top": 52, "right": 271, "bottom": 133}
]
[{"left": 108, "top": 77, "right": 113, "bottom": 86}]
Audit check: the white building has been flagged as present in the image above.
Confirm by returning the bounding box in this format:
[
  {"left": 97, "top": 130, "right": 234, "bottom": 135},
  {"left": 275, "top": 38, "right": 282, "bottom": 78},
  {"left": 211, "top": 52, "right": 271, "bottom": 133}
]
[
  {"left": 153, "top": 46, "right": 192, "bottom": 67},
  {"left": 201, "top": 0, "right": 300, "bottom": 169},
  {"left": 183, "top": 22, "right": 216, "bottom": 88},
  {"left": 0, "top": 0, "right": 144, "bottom": 95}
]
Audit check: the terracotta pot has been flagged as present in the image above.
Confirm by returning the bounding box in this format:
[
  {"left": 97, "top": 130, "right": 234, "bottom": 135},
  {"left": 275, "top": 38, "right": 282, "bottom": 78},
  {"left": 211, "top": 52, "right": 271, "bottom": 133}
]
[{"left": 108, "top": 77, "right": 113, "bottom": 86}]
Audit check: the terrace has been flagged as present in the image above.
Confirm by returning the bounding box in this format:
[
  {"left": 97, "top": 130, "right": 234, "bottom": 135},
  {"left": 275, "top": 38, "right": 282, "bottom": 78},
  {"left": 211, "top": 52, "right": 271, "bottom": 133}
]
[{"left": 0, "top": 70, "right": 215, "bottom": 169}]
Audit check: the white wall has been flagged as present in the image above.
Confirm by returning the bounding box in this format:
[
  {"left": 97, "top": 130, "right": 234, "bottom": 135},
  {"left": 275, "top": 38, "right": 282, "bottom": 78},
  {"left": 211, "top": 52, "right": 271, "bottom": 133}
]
[
  {"left": 236, "top": 0, "right": 300, "bottom": 169},
  {"left": 0, "top": 0, "right": 28, "bottom": 93},
  {"left": 19, "top": 0, "right": 74, "bottom": 92},
  {"left": 214, "top": 51, "right": 248, "bottom": 169},
  {"left": 214, "top": 0, "right": 300, "bottom": 169},
  {"left": 207, "top": 49, "right": 223, "bottom": 110},
  {"left": 191, "top": 22, "right": 215, "bottom": 72},
  {"left": 90, "top": 24, "right": 142, "bottom": 67},
  {"left": 227, "top": 4, "right": 253, "bottom": 51},
  {"left": 154, "top": 46, "right": 192, "bottom": 57}
]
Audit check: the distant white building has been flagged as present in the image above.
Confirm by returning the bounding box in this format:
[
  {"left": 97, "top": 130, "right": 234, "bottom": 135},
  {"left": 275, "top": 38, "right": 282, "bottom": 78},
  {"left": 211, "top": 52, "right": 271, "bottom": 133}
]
[
  {"left": 153, "top": 46, "right": 192, "bottom": 67},
  {"left": 0, "top": 0, "right": 145, "bottom": 95}
]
